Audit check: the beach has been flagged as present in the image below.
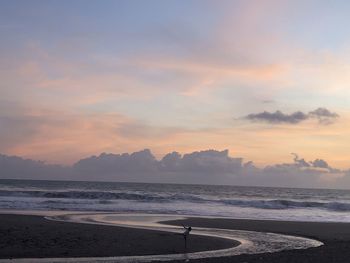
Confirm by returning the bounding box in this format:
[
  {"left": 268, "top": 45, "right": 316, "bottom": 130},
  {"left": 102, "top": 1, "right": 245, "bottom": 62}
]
[
  {"left": 0, "top": 214, "right": 236, "bottom": 259},
  {"left": 1, "top": 214, "right": 350, "bottom": 262},
  {"left": 165, "top": 217, "right": 350, "bottom": 263}
]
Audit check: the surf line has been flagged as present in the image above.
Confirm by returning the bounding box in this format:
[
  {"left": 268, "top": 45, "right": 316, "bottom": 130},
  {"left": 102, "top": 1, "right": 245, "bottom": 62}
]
[{"left": 0, "top": 213, "right": 323, "bottom": 263}]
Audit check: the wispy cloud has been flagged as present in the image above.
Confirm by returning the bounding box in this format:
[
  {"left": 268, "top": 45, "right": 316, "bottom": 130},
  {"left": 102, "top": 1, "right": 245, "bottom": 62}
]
[
  {"left": 309, "top": 108, "right": 339, "bottom": 124},
  {"left": 1, "top": 0, "right": 350, "bottom": 171},
  {"left": 244, "top": 108, "right": 339, "bottom": 125}
]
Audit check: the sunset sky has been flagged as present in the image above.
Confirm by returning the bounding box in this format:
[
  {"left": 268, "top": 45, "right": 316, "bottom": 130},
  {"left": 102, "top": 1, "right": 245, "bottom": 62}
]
[{"left": 1, "top": 0, "right": 350, "bottom": 170}]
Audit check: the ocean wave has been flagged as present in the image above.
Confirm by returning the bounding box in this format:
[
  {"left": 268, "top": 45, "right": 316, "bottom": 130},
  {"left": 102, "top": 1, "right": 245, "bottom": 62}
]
[
  {"left": 220, "top": 199, "right": 350, "bottom": 211},
  {"left": 1, "top": 189, "right": 350, "bottom": 212},
  {"left": 0, "top": 190, "right": 203, "bottom": 203}
]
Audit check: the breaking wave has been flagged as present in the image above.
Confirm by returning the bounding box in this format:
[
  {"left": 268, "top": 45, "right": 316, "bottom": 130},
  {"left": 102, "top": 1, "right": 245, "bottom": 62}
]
[{"left": 1, "top": 189, "right": 350, "bottom": 212}]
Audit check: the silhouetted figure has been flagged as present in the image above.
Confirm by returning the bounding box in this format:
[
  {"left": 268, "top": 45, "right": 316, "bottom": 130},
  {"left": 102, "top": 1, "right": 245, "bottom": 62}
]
[{"left": 182, "top": 225, "right": 192, "bottom": 250}]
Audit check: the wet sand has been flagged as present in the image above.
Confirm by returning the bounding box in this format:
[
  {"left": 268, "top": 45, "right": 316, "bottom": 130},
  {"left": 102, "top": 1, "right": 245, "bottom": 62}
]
[
  {"left": 0, "top": 214, "right": 235, "bottom": 259},
  {"left": 1, "top": 214, "right": 350, "bottom": 262},
  {"left": 164, "top": 217, "right": 350, "bottom": 263}
]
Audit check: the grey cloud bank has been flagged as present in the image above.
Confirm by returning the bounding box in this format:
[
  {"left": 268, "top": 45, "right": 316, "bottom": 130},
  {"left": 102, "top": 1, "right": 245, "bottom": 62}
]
[
  {"left": 245, "top": 107, "right": 339, "bottom": 124},
  {"left": 0, "top": 149, "right": 349, "bottom": 189},
  {"left": 0, "top": 154, "right": 67, "bottom": 179}
]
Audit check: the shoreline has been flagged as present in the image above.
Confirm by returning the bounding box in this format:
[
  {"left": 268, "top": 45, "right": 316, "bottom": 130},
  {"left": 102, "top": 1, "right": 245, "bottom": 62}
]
[
  {"left": 0, "top": 212, "right": 349, "bottom": 262},
  {"left": 0, "top": 214, "right": 236, "bottom": 259},
  {"left": 164, "top": 217, "right": 350, "bottom": 263},
  {"left": 163, "top": 217, "right": 350, "bottom": 241}
]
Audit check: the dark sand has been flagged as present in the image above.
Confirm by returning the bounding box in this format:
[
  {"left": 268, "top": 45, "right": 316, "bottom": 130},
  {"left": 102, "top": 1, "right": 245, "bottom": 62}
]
[
  {"left": 0, "top": 214, "right": 236, "bottom": 259},
  {"left": 163, "top": 217, "right": 350, "bottom": 263},
  {"left": 2, "top": 214, "right": 350, "bottom": 262}
]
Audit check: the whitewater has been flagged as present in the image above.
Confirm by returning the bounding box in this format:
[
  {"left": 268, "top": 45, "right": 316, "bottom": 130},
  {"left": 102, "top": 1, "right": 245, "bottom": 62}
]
[{"left": 1, "top": 179, "right": 350, "bottom": 222}]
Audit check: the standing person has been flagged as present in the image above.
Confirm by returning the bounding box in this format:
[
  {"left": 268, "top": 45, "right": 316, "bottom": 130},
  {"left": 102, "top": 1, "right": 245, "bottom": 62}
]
[{"left": 182, "top": 225, "right": 192, "bottom": 250}]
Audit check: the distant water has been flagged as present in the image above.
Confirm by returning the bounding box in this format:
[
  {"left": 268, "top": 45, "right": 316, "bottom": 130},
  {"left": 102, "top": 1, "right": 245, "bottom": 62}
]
[{"left": 1, "top": 179, "right": 350, "bottom": 222}]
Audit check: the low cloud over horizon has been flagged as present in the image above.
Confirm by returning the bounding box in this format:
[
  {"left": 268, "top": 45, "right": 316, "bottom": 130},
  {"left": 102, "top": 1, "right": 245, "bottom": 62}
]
[
  {"left": 1, "top": 149, "right": 349, "bottom": 189},
  {"left": 244, "top": 107, "right": 339, "bottom": 125}
]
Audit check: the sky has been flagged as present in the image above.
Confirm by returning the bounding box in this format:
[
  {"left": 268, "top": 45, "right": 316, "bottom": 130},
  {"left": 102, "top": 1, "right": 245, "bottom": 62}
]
[{"left": 1, "top": 0, "right": 350, "bottom": 185}]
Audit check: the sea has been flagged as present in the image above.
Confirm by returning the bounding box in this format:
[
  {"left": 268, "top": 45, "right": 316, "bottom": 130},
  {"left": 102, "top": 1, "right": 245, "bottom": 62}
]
[{"left": 1, "top": 179, "right": 350, "bottom": 222}]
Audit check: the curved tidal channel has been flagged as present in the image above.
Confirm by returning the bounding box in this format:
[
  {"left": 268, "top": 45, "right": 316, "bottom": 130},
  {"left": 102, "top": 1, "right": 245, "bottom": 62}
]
[{"left": 0, "top": 213, "right": 323, "bottom": 263}]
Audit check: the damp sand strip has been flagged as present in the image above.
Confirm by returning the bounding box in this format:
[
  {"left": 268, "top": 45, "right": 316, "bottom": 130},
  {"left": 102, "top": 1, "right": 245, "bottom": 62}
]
[{"left": 0, "top": 213, "right": 323, "bottom": 263}]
